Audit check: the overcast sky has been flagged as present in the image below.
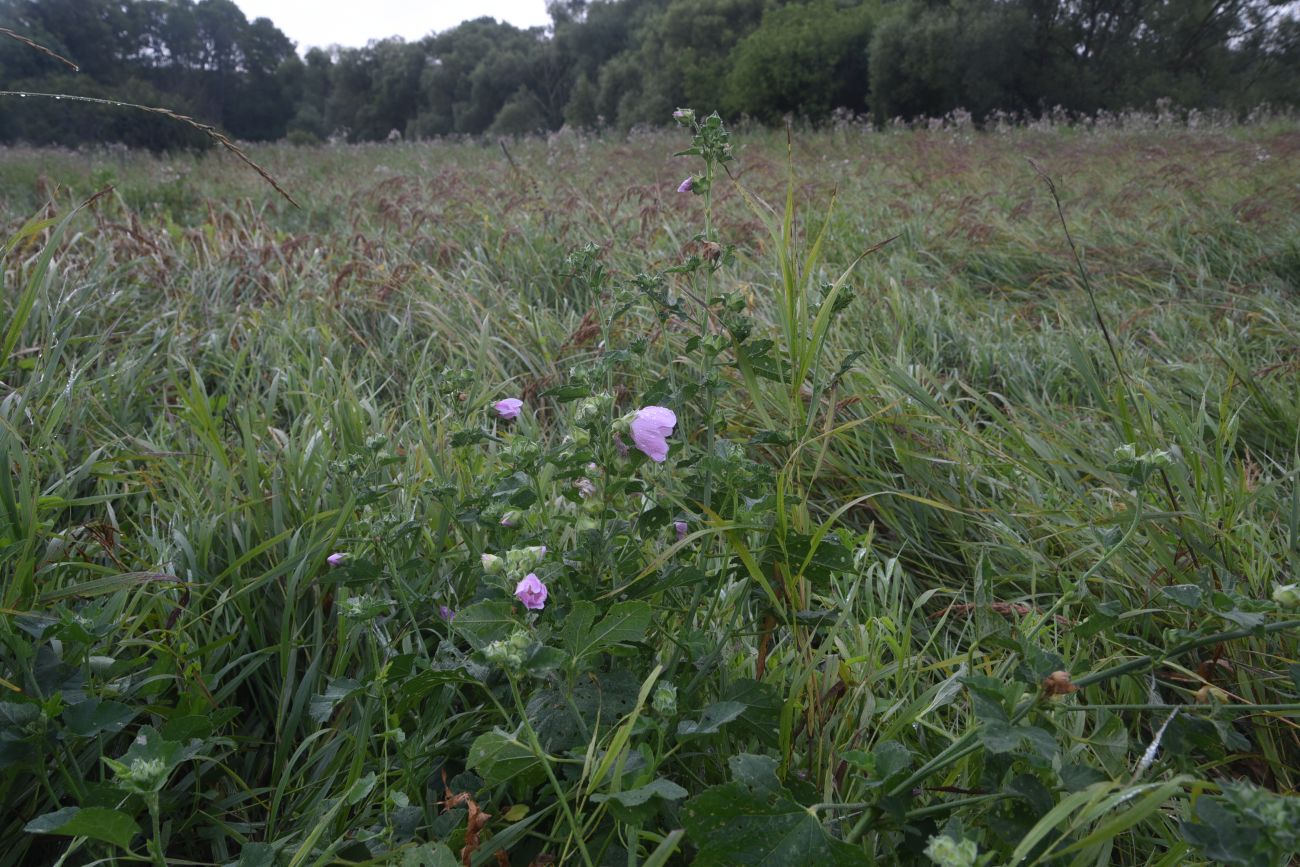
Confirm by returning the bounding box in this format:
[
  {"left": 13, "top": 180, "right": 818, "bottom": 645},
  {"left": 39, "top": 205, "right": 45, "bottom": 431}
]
[{"left": 232, "top": 1, "right": 553, "bottom": 51}]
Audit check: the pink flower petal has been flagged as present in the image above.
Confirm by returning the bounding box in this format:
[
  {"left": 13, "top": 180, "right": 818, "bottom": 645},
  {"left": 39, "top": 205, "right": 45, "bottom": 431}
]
[
  {"left": 494, "top": 398, "right": 523, "bottom": 420},
  {"left": 629, "top": 406, "right": 676, "bottom": 462},
  {"left": 514, "top": 573, "right": 548, "bottom": 610}
]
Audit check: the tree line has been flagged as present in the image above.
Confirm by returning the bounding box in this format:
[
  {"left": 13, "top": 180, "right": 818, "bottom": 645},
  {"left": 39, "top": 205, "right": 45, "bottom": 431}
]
[{"left": 1, "top": 0, "right": 1297, "bottom": 148}]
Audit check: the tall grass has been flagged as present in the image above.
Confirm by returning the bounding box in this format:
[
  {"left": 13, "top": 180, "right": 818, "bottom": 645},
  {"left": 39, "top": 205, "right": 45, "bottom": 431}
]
[{"left": 1, "top": 117, "right": 1298, "bottom": 865}]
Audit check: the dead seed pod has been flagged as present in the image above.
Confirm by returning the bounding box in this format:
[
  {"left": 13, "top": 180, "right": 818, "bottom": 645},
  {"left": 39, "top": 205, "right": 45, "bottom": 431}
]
[{"left": 1043, "top": 670, "right": 1078, "bottom": 697}]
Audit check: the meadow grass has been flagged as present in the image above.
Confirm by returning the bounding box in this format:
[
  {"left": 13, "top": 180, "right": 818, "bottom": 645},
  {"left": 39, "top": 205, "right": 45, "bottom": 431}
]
[{"left": 1, "top": 118, "right": 1299, "bottom": 865}]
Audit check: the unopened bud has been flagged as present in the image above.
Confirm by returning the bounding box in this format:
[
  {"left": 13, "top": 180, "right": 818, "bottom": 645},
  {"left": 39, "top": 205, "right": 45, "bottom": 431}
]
[{"left": 1274, "top": 583, "right": 1300, "bottom": 608}]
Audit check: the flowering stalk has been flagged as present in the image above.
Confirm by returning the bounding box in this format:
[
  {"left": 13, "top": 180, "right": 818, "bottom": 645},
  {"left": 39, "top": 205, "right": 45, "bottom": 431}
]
[{"left": 146, "top": 792, "right": 165, "bottom": 867}]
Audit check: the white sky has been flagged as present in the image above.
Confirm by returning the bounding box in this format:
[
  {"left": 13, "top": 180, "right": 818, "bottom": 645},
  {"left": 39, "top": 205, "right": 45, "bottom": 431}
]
[{"left": 232, "top": 1, "right": 553, "bottom": 51}]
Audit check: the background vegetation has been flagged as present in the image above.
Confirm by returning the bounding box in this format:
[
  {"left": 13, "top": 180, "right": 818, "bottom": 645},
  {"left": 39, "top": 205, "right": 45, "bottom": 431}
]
[
  {"left": 1, "top": 0, "right": 1298, "bottom": 147},
  {"left": 1, "top": 112, "right": 1299, "bottom": 863}
]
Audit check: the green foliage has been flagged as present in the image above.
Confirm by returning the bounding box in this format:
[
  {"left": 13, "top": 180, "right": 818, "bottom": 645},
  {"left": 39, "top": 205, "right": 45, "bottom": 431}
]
[
  {"left": 1180, "top": 781, "right": 1300, "bottom": 866},
  {"left": 868, "top": 0, "right": 1037, "bottom": 121},
  {"left": 724, "top": 0, "right": 876, "bottom": 123},
  {"left": 2, "top": 114, "right": 1300, "bottom": 865},
  {"left": 3, "top": 0, "right": 1296, "bottom": 146},
  {"left": 0, "top": 0, "right": 296, "bottom": 145},
  {"left": 682, "top": 755, "right": 870, "bottom": 865},
  {"left": 489, "top": 85, "right": 548, "bottom": 136}
]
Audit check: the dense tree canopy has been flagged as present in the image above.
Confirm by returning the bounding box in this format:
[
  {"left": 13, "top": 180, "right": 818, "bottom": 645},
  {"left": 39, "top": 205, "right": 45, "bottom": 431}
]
[{"left": 1, "top": 0, "right": 1296, "bottom": 147}]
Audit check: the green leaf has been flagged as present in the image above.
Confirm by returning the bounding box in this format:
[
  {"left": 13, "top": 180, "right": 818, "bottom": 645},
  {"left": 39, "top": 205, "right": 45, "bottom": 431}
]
[
  {"left": 979, "top": 721, "right": 1058, "bottom": 759},
  {"left": 1161, "top": 584, "right": 1203, "bottom": 608},
  {"left": 677, "top": 701, "right": 746, "bottom": 738},
  {"left": 872, "top": 741, "right": 912, "bottom": 780},
  {"left": 592, "top": 777, "right": 689, "bottom": 808},
  {"left": 63, "top": 699, "right": 135, "bottom": 738},
  {"left": 236, "top": 842, "right": 277, "bottom": 867},
  {"left": 467, "top": 730, "right": 545, "bottom": 787},
  {"left": 718, "top": 679, "right": 783, "bottom": 747},
  {"left": 1219, "top": 607, "right": 1265, "bottom": 629},
  {"left": 562, "top": 600, "right": 651, "bottom": 662},
  {"left": 399, "top": 842, "right": 459, "bottom": 867},
  {"left": 683, "top": 782, "right": 870, "bottom": 866},
  {"left": 309, "top": 677, "right": 362, "bottom": 724},
  {"left": 727, "top": 753, "right": 781, "bottom": 793},
  {"left": 450, "top": 428, "right": 488, "bottom": 447},
  {"left": 396, "top": 668, "right": 477, "bottom": 714},
  {"left": 524, "top": 645, "right": 568, "bottom": 676},
  {"left": 454, "top": 600, "right": 516, "bottom": 650},
  {"left": 160, "top": 714, "right": 215, "bottom": 742},
  {"left": 1181, "top": 780, "right": 1300, "bottom": 866},
  {"left": 24, "top": 806, "right": 141, "bottom": 848},
  {"left": 348, "top": 772, "right": 377, "bottom": 805},
  {"left": 539, "top": 384, "right": 591, "bottom": 402},
  {"left": 528, "top": 670, "right": 642, "bottom": 751}
]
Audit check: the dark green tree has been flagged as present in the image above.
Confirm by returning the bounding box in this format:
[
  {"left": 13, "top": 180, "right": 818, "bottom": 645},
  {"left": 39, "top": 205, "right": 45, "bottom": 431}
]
[{"left": 724, "top": 0, "right": 877, "bottom": 123}]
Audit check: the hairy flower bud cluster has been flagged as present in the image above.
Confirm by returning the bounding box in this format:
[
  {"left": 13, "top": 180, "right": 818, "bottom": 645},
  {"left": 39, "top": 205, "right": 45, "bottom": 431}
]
[{"left": 482, "top": 627, "right": 532, "bottom": 671}]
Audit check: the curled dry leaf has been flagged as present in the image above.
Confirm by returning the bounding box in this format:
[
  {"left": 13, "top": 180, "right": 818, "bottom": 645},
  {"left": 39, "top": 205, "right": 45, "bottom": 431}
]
[
  {"left": 442, "top": 770, "right": 493, "bottom": 867},
  {"left": 1042, "top": 670, "right": 1078, "bottom": 696}
]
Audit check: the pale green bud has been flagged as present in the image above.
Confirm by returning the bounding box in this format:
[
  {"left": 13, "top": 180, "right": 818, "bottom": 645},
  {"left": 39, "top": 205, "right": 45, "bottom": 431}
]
[
  {"left": 505, "top": 545, "right": 548, "bottom": 575},
  {"left": 612, "top": 411, "right": 636, "bottom": 435},
  {"left": 1273, "top": 583, "right": 1300, "bottom": 608},
  {"left": 651, "top": 682, "right": 677, "bottom": 716},
  {"left": 482, "top": 627, "right": 532, "bottom": 672},
  {"left": 481, "top": 553, "right": 504, "bottom": 573},
  {"left": 106, "top": 755, "right": 169, "bottom": 796},
  {"left": 575, "top": 398, "right": 602, "bottom": 426},
  {"left": 924, "top": 835, "right": 978, "bottom": 867}
]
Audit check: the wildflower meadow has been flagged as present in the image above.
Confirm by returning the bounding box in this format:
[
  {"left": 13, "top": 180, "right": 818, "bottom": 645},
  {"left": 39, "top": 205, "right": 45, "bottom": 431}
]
[{"left": 2, "top": 110, "right": 1300, "bottom": 865}]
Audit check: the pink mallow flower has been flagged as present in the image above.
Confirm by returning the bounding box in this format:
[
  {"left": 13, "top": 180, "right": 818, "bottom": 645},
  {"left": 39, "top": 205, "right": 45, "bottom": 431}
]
[
  {"left": 515, "top": 573, "right": 548, "bottom": 610},
  {"left": 677, "top": 177, "right": 693, "bottom": 193},
  {"left": 630, "top": 406, "right": 677, "bottom": 462},
  {"left": 494, "top": 398, "right": 523, "bottom": 420},
  {"left": 674, "top": 521, "right": 688, "bottom": 542},
  {"left": 326, "top": 552, "right": 346, "bottom": 566}
]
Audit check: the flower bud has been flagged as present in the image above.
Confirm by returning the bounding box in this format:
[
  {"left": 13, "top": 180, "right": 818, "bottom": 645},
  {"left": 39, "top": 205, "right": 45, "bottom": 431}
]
[
  {"left": 923, "top": 835, "right": 979, "bottom": 867},
  {"left": 575, "top": 397, "right": 602, "bottom": 426},
  {"left": 1274, "top": 582, "right": 1300, "bottom": 608},
  {"left": 482, "top": 627, "right": 532, "bottom": 671},
  {"left": 651, "top": 681, "right": 677, "bottom": 716}
]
